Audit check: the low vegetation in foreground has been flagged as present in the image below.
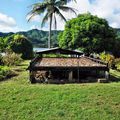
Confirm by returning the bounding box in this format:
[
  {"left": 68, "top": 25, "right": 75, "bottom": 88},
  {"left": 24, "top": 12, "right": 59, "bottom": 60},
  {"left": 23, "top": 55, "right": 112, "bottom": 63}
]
[{"left": 0, "top": 61, "right": 120, "bottom": 120}]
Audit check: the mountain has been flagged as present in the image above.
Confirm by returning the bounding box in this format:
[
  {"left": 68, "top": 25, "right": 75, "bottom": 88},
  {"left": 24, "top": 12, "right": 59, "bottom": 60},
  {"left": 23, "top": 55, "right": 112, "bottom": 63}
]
[
  {"left": 0, "top": 32, "right": 14, "bottom": 37},
  {"left": 0, "top": 29, "right": 62, "bottom": 47},
  {"left": 1, "top": 28, "right": 120, "bottom": 47}
]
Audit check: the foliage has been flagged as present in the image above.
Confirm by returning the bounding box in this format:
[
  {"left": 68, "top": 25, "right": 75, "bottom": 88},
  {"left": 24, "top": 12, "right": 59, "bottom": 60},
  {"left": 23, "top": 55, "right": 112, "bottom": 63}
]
[
  {"left": 9, "top": 34, "right": 33, "bottom": 59},
  {"left": 0, "top": 54, "right": 2, "bottom": 65},
  {"left": 59, "top": 13, "right": 117, "bottom": 55},
  {"left": 43, "top": 53, "right": 69, "bottom": 57},
  {"left": 0, "top": 30, "right": 61, "bottom": 48},
  {"left": 2, "top": 51, "right": 22, "bottom": 66},
  {"left": 114, "top": 58, "right": 120, "bottom": 71},
  {"left": 112, "top": 37, "right": 120, "bottom": 57},
  {"left": 0, "top": 66, "right": 15, "bottom": 81},
  {"left": 100, "top": 52, "right": 115, "bottom": 68},
  {"left": 0, "top": 37, "right": 7, "bottom": 52}
]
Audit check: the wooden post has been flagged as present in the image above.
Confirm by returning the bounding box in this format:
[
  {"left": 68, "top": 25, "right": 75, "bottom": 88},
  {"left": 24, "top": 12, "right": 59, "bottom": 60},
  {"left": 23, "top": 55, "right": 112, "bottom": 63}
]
[
  {"left": 69, "top": 71, "right": 73, "bottom": 82},
  {"left": 105, "top": 71, "right": 109, "bottom": 81}
]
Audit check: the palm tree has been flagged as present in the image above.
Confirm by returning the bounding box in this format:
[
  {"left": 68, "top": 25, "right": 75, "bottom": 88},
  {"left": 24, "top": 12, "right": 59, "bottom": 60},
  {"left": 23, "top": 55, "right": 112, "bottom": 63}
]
[
  {"left": 28, "top": 0, "right": 76, "bottom": 48},
  {"left": 60, "top": 0, "right": 76, "bottom": 4}
]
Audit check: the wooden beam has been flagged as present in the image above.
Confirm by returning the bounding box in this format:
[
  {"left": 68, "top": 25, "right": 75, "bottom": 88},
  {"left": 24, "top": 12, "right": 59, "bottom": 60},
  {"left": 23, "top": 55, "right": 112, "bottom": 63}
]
[{"left": 69, "top": 71, "right": 73, "bottom": 82}]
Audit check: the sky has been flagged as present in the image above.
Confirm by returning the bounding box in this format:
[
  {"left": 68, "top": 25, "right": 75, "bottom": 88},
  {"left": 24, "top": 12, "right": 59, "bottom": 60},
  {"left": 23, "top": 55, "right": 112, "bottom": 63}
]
[{"left": 0, "top": 0, "right": 120, "bottom": 33}]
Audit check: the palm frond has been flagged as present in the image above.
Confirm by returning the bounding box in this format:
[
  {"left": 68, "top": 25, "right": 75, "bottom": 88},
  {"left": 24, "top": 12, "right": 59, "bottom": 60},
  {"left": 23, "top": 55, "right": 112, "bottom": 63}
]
[
  {"left": 59, "top": 6, "right": 77, "bottom": 16},
  {"left": 41, "top": 12, "right": 49, "bottom": 28},
  {"left": 27, "top": 3, "right": 48, "bottom": 22},
  {"left": 27, "top": 13, "right": 37, "bottom": 22},
  {"left": 59, "top": 0, "right": 77, "bottom": 5},
  {"left": 55, "top": 7, "right": 67, "bottom": 22}
]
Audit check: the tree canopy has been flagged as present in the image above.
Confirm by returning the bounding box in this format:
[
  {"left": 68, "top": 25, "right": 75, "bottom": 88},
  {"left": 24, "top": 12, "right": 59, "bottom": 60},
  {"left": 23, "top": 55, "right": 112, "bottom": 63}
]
[
  {"left": 9, "top": 34, "right": 33, "bottom": 59},
  {"left": 58, "top": 13, "right": 119, "bottom": 56}
]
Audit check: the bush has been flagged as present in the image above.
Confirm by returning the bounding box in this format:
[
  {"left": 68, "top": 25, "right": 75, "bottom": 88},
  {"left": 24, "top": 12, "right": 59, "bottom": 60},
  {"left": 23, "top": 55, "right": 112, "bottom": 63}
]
[
  {"left": 114, "top": 58, "right": 120, "bottom": 71},
  {"left": 9, "top": 34, "right": 33, "bottom": 59},
  {"left": 2, "top": 52, "right": 22, "bottom": 66},
  {"left": 100, "top": 52, "right": 115, "bottom": 68},
  {"left": 0, "top": 66, "right": 15, "bottom": 81},
  {"left": 0, "top": 54, "right": 2, "bottom": 65}
]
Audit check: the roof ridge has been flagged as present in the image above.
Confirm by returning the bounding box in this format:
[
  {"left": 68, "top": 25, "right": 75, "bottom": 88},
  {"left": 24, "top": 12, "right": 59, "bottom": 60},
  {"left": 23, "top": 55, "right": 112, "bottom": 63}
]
[{"left": 83, "top": 56, "right": 107, "bottom": 65}]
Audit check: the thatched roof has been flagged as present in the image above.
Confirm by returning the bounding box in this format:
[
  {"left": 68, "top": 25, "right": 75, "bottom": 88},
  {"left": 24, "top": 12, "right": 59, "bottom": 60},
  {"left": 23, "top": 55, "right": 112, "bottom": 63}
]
[{"left": 34, "top": 56, "right": 107, "bottom": 68}]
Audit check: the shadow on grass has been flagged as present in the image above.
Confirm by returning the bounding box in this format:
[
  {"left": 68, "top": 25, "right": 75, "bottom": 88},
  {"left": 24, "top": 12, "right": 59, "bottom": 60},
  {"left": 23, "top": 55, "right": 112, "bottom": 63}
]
[
  {"left": 109, "top": 75, "right": 120, "bottom": 82},
  {"left": 0, "top": 73, "right": 18, "bottom": 83}
]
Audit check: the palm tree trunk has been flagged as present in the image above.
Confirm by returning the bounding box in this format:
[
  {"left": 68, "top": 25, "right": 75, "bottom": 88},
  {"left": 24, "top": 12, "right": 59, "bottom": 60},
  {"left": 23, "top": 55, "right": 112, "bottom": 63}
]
[{"left": 48, "top": 15, "right": 52, "bottom": 49}]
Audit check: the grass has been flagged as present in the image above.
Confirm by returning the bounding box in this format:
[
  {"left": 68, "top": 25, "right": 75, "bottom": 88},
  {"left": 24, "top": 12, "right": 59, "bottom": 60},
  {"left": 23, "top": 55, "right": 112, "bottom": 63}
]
[{"left": 0, "top": 61, "right": 120, "bottom": 120}]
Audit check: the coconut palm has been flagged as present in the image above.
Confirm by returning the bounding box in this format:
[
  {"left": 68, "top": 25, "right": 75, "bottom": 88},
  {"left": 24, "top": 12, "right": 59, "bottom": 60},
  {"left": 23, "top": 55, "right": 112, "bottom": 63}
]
[
  {"left": 60, "top": 0, "right": 76, "bottom": 4},
  {"left": 28, "top": 0, "right": 76, "bottom": 48}
]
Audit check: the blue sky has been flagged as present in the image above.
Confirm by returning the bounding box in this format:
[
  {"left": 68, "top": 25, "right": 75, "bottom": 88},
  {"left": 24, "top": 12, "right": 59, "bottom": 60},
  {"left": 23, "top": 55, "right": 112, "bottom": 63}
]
[
  {"left": 0, "top": 0, "right": 120, "bottom": 32},
  {"left": 0, "top": 0, "right": 41, "bottom": 32}
]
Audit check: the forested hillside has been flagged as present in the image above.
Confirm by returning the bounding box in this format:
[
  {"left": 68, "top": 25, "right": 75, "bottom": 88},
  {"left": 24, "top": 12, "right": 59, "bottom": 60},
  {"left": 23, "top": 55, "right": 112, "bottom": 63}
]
[
  {"left": 0, "top": 29, "right": 61, "bottom": 47},
  {"left": 0, "top": 28, "right": 120, "bottom": 48}
]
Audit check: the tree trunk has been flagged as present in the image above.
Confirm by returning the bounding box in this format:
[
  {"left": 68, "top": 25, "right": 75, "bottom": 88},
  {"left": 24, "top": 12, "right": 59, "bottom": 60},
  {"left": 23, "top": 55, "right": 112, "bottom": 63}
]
[{"left": 48, "top": 15, "right": 52, "bottom": 49}]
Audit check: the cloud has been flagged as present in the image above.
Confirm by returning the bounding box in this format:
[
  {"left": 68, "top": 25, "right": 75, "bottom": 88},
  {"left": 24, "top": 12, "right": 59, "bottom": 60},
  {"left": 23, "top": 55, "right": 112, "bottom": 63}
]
[
  {"left": 67, "top": 0, "right": 120, "bottom": 28},
  {"left": 90, "top": 0, "right": 120, "bottom": 28},
  {"left": 0, "top": 13, "right": 16, "bottom": 27},
  {"left": 0, "top": 12, "right": 19, "bottom": 32},
  {"left": 43, "top": 0, "right": 120, "bottom": 30},
  {"left": 13, "top": 0, "right": 120, "bottom": 32}
]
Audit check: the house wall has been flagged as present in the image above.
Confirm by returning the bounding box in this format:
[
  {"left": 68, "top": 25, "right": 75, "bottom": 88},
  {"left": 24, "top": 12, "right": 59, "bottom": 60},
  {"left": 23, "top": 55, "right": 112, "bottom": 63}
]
[{"left": 29, "top": 69, "right": 107, "bottom": 83}]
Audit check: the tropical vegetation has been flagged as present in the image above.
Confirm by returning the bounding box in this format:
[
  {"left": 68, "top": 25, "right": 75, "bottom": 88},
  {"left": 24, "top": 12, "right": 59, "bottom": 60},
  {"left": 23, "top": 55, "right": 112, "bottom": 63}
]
[
  {"left": 0, "top": 66, "right": 17, "bottom": 81},
  {"left": 9, "top": 34, "right": 33, "bottom": 59},
  {"left": 0, "top": 34, "right": 33, "bottom": 59},
  {"left": 58, "top": 13, "right": 120, "bottom": 57},
  {"left": 0, "top": 29, "right": 61, "bottom": 48}
]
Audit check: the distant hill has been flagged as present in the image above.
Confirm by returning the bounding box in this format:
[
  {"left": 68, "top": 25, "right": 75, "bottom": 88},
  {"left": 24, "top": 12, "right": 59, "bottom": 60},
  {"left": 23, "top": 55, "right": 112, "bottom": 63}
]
[
  {"left": 0, "top": 29, "right": 62, "bottom": 47},
  {"left": 0, "top": 32, "right": 14, "bottom": 37},
  {"left": 0, "top": 28, "right": 120, "bottom": 47}
]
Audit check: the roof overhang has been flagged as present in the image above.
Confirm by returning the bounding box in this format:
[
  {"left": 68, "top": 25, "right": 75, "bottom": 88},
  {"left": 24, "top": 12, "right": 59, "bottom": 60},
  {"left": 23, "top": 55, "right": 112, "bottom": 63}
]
[{"left": 36, "top": 47, "right": 83, "bottom": 56}]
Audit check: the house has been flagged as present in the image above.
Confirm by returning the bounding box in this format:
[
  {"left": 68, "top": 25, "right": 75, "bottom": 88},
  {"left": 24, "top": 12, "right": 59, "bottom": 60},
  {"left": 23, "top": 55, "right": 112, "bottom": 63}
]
[{"left": 28, "top": 48, "right": 109, "bottom": 83}]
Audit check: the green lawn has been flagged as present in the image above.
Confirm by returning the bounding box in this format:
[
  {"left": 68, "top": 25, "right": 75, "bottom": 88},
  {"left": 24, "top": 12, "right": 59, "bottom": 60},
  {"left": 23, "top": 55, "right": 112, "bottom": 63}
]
[{"left": 0, "top": 61, "right": 120, "bottom": 120}]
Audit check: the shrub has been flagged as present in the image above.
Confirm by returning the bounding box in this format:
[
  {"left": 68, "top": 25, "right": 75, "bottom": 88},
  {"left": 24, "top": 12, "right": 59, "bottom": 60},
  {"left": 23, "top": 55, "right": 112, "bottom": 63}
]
[
  {"left": 2, "top": 52, "right": 22, "bottom": 66},
  {"left": 100, "top": 52, "right": 115, "bottom": 68},
  {"left": 0, "top": 66, "right": 15, "bottom": 81},
  {"left": 114, "top": 58, "right": 120, "bottom": 71},
  {"left": 0, "top": 54, "right": 2, "bottom": 65},
  {"left": 9, "top": 34, "right": 33, "bottom": 59}
]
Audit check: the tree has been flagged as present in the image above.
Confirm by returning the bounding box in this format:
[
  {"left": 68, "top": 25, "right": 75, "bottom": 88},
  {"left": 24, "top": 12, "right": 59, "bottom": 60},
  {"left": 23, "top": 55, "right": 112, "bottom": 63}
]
[
  {"left": 0, "top": 37, "right": 6, "bottom": 52},
  {"left": 28, "top": 0, "right": 76, "bottom": 48},
  {"left": 57, "top": 0, "right": 76, "bottom": 4},
  {"left": 9, "top": 34, "right": 33, "bottom": 59},
  {"left": 59, "top": 13, "right": 117, "bottom": 55}
]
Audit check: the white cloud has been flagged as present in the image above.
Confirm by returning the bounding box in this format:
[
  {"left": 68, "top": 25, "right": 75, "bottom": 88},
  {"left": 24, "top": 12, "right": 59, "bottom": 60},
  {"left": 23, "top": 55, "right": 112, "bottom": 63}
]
[
  {"left": 3, "top": 0, "right": 119, "bottom": 32},
  {"left": 0, "top": 12, "right": 19, "bottom": 32},
  {"left": 90, "top": 0, "right": 120, "bottom": 28},
  {"left": 0, "top": 13, "right": 16, "bottom": 27},
  {"left": 46, "top": 0, "right": 120, "bottom": 30}
]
